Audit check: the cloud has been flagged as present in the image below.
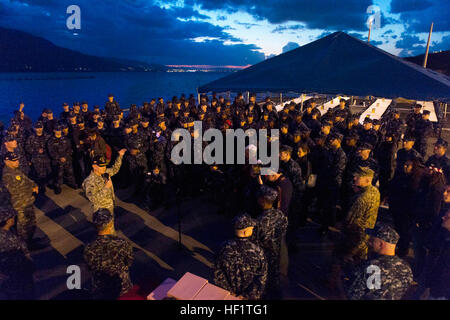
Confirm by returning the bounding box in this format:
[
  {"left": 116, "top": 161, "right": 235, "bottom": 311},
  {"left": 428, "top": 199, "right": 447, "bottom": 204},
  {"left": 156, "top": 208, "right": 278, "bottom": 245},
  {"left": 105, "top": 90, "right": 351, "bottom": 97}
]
[
  {"left": 395, "top": 33, "right": 426, "bottom": 57},
  {"left": 0, "top": 0, "right": 264, "bottom": 65},
  {"left": 282, "top": 42, "right": 299, "bottom": 53},
  {"left": 167, "top": 6, "right": 210, "bottom": 20},
  {"left": 430, "top": 34, "right": 450, "bottom": 52},
  {"left": 390, "top": 0, "right": 450, "bottom": 32},
  {"left": 272, "top": 24, "right": 304, "bottom": 33},
  {"left": 184, "top": 0, "right": 375, "bottom": 31},
  {"left": 233, "top": 21, "right": 260, "bottom": 29}
]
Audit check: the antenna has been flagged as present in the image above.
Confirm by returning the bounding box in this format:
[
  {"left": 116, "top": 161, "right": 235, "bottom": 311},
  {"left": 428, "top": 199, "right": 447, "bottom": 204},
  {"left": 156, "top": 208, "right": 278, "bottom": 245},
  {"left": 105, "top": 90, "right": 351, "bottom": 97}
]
[{"left": 423, "top": 22, "right": 434, "bottom": 68}]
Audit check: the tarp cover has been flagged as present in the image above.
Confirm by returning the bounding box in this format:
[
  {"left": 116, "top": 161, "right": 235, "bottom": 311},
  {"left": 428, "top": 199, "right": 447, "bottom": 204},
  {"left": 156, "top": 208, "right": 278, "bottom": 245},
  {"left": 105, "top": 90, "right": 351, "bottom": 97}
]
[{"left": 199, "top": 32, "right": 450, "bottom": 101}]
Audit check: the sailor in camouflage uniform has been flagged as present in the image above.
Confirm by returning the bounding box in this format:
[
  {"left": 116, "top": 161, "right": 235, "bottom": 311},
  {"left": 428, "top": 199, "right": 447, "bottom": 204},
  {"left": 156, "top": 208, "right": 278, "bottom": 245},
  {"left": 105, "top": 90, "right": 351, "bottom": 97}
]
[
  {"left": 84, "top": 208, "right": 134, "bottom": 299},
  {"left": 82, "top": 149, "right": 126, "bottom": 214},
  {"left": 279, "top": 145, "right": 305, "bottom": 244},
  {"left": 254, "top": 185, "right": 288, "bottom": 298},
  {"left": 344, "top": 167, "right": 380, "bottom": 262},
  {"left": 25, "top": 121, "right": 52, "bottom": 192},
  {"left": 0, "top": 206, "right": 35, "bottom": 299},
  {"left": 1, "top": 134, "right": 30, "bottom": 177},
  {"left": 2, "top": 152, "right": 38, "bottom": 245},
  {"left": 213, "top": 213, "right": 268, "bottom": 300},
  {"left": 346, "top": 223, "right": 413, "bottom": 300},
  {"left": 47, "top": 124, "right": 77, "bottom": 193}
]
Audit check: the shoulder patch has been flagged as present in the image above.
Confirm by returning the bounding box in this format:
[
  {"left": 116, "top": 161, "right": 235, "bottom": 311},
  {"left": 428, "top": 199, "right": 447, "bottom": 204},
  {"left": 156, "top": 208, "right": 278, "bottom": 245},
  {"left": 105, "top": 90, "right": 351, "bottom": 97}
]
[{"left": 16, "top": 175, "right": 21, "bottom": 181}]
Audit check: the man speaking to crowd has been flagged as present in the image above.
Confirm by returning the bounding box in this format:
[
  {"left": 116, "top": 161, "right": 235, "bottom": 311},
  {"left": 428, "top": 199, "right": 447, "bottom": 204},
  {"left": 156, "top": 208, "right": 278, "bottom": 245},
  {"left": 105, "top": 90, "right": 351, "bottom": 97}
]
[{"left": 82, "top": 148, "right": 126, "bottom": 215}]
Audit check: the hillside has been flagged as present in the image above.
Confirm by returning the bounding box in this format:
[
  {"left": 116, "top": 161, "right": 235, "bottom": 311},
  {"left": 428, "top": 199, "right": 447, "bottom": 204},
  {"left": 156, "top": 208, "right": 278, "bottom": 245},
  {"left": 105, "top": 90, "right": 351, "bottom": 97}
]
[{"left": 0, "top": 27, "right": 167, "bottom": 72}]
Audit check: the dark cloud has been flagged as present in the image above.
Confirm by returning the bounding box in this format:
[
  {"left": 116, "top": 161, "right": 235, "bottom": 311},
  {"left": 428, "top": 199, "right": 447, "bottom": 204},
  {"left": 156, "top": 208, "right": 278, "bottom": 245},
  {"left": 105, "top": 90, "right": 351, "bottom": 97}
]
[
  {"left": 217, "top": 15, "right": 227, "bottom": 21},
  {"left": 185, "top": 0, "right": 374, "bottom": 31},
  {"left": 167, "top": 6, "right": 210, "bottom": 20},
  {"left": 0, "top": 0, "right": 264, "bottom": 65},
  {"left": 272, "top": 24, "right": 304, "bottom": 34},
  {"left": 390, "top": 0, "right": 434, "bottom": 13},
  {"left": 395, "top": 33, "right": 426, "bottom": 57},
  {"left": 430, "top": 35, "right": 450, "bottom": 52},
  {"left": 282, "top": 41, "right": 299, "bottom": 53},
  {"left": 397, "top": 33, "right": 449, "bottom": 57},
  {"left": 390, "top": 0, "right": 450, "bottom": 32}
]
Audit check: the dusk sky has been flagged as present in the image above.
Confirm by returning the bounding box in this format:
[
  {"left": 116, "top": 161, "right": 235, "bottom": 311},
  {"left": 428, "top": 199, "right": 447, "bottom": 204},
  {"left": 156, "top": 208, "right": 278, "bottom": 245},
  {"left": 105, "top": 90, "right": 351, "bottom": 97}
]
[{"left": 1, "top": 0, "right": 449, "bottom": 66}]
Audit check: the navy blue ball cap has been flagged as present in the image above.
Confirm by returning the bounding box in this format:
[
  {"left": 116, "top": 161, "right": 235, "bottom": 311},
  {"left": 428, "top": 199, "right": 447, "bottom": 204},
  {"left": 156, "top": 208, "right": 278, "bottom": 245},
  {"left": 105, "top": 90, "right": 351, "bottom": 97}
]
[
  {"left": 3, "top": 151, "right": 19, "bottom": 161},
  {"left": 92, "top": 209, "right": 113, "bottom": 229}
]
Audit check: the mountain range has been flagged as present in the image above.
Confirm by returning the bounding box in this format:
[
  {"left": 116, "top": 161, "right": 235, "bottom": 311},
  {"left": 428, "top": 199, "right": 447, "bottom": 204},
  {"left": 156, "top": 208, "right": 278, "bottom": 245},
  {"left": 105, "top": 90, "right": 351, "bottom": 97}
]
[
  {"left": 0, "top": 27, "right": 449, "bottom": 76},
  {"left": 0, "top": 27, "right": 167, "bottom": 72}
]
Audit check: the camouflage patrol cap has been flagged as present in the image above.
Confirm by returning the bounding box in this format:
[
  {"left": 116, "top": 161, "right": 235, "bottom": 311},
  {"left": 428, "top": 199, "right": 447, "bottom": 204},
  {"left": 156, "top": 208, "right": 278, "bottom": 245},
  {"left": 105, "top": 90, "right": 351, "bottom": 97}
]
[
  {"left": 346, "top": 132, "right": 359, "bottom": 140},
  {"left": 363, "top": 117, "right": 372, "bottom": 124},
  {"left": 280, "top": 145, "right": 293, "bottom": 154},
  {"left": 232, "top": 213, "right": 256, "bottom": 230},
  {"left": 34, "top": 121, "right": 44, "bottom": 129},
  {"left": 156, "top": 117, "right": 166, "bottom": 125},
  {"left": 366, "top": 223, "right": 399, "bottom": 244},
  {"left": 92, "top": 155, "right": 107, "bottom": 167},
  {"left": 329, "top": 132, "right": 344, "bottom": 142},
  {"left": 423, "top": 110, "right": 431, "bottom": 115},
  {"left": 293, "top": 130, "right": 302, "bottom": 137},
  {"left": 140, "top": 117, "right": 149, "bottom": 123},
  {"left": 435, "top": 138, "right": 448, "bottom": 148},
  {"left": 414, "top": 103, "right": 422, "bottom": 109},
  {"left": 311, "top": 108, "right": 321, "bottom": 117},
  {"left": 403, "top": 135, "right": 415, "bottom": 142},
  {"left": 62, "top": 102, "right": 69, "bottom": 107},
  {"left": 3, "top": 135, "right": 17, "bottom": 142},
  {"left": 60, "top": 122, "right": 68, "bottom": 129},
  {"left": 129, "top": 119, "right": 139, "bottom": 127},
  {"left": 357, "top": 142, "right": 373, "bottom": 151},
  {"left": 129, "top": 139, "right": 142, "bottom": 150},
  {"left": 113, "top": 115, "right": 121, "bottom": 122},
  {"left": 257, "top": 185, "right": 278, "bottom": 202},
  {"left": 81, "top": 101, "right": 88, "bottom": 105},
  {"left": 3, "top": 151, "right": 19, "bottom": 161},
  {"left": 68, "top": 111, "right": 76, "bottom": 118},
  {"left": 54, "top": 124, "right": 63, "bottom": 131},
  {"left": 0, "top": 207, "right": 17, "bottom": 224},
  {"left": 108, "top": 93, "right": 114, "bottom": 98},
  {"left": 87, "top": 128, "right": 98, "bottom": 136},
  {"left": 354, "top": 166, "right": 375, "bottom": 178},
  {"left": 92, "top": 208, "right": 113, "bottom": 229}
]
